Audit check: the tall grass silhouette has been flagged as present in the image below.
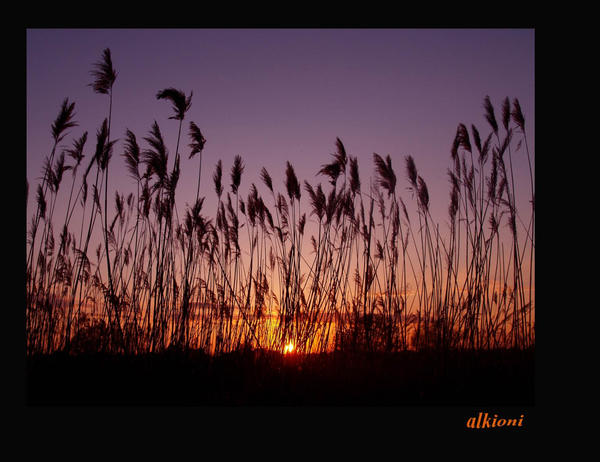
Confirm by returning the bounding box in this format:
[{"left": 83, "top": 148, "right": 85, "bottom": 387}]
[{"left": 26, "top": 48, "right": 534, "bottom": 356}]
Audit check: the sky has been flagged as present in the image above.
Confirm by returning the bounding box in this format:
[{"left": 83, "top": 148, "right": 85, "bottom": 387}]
[{"left": 26, "top": 28, "right": 534, "bottom": 253}]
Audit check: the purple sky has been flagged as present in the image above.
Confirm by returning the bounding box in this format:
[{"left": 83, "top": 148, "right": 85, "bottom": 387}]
[{"left": 26, "top": 28, "right": 534, "bottom": 240}]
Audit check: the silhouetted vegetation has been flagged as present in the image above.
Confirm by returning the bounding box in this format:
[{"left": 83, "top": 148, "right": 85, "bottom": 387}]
[{"left": 26, "top": 48, "right": 535, "bottom": 398}]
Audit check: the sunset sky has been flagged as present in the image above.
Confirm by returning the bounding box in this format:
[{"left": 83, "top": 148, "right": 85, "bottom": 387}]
[{"left": 26, "top": 28, "right": 534, "bottom": 254}]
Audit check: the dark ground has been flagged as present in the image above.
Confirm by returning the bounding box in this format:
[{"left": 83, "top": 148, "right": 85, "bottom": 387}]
[{"left": 26, "top": 348, "right": 534, "bottom": 405}]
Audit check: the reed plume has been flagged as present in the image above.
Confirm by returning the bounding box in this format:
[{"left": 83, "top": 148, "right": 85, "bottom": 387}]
[
  {"left": 285, "top": 161, "right": 301, "bottom": 202},
  {"left": 334, "top": 137, "right": 347, "bottom": 173},
  {"left": 511, "top": 98, "right": 525, "bottom": 131},
  {"left": 260, "top": 167, "right": 273, "bottom": 193},
  {"left": 373, "top": 153, "right": 396, "bottom": 197},
  {"left": 405, "top": 155, "right": 418, "bottom": 189},
  {"left": 230, "top": 155, "right": 244, "bottom": 195},
  {"left": 501, "top": 97, "right": 511, "bottom": 131},
  {"left": 457, "top": 123, "right": 472, "bottom": 154},
  {"left": 349, "top": 156, "right": 361, "bottom": 195},
  {"left": 51, "top": 98, "right": 78, "bottom": 144},
  {"left": 188, "top": 121, "right": 206, "bottom": 159},
  {"left": 123, "top": 129, "right": 141, "bottom": 181},
  {"left": 483, "top": 95, "right": 498, "bottom": 135},
  {"left": 89, "top": 48, "right": 117, "bottom": 95},
  {"left": 143, "top": 121, "right": 169, "bottom": 187},
  {"left": 213, "top": 160, "right": 223, "bottom": 198},
  {"left": 156, "top": 88, "right": 192, "bottom": 121}
]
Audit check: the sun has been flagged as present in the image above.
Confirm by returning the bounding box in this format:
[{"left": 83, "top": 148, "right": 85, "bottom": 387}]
[{"left": 283, "top": 342, "right": 295, "bottom": 354}]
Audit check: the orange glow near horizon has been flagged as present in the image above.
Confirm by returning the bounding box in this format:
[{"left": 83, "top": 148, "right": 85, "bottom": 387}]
[{"left": 283, "top": 342, "right": 295, "bottom": 354}]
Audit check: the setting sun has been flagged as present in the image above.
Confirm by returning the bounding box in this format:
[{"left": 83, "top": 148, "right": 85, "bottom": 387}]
[{"left": 283, "top": 342, "right": 295, "bottom": 354}]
